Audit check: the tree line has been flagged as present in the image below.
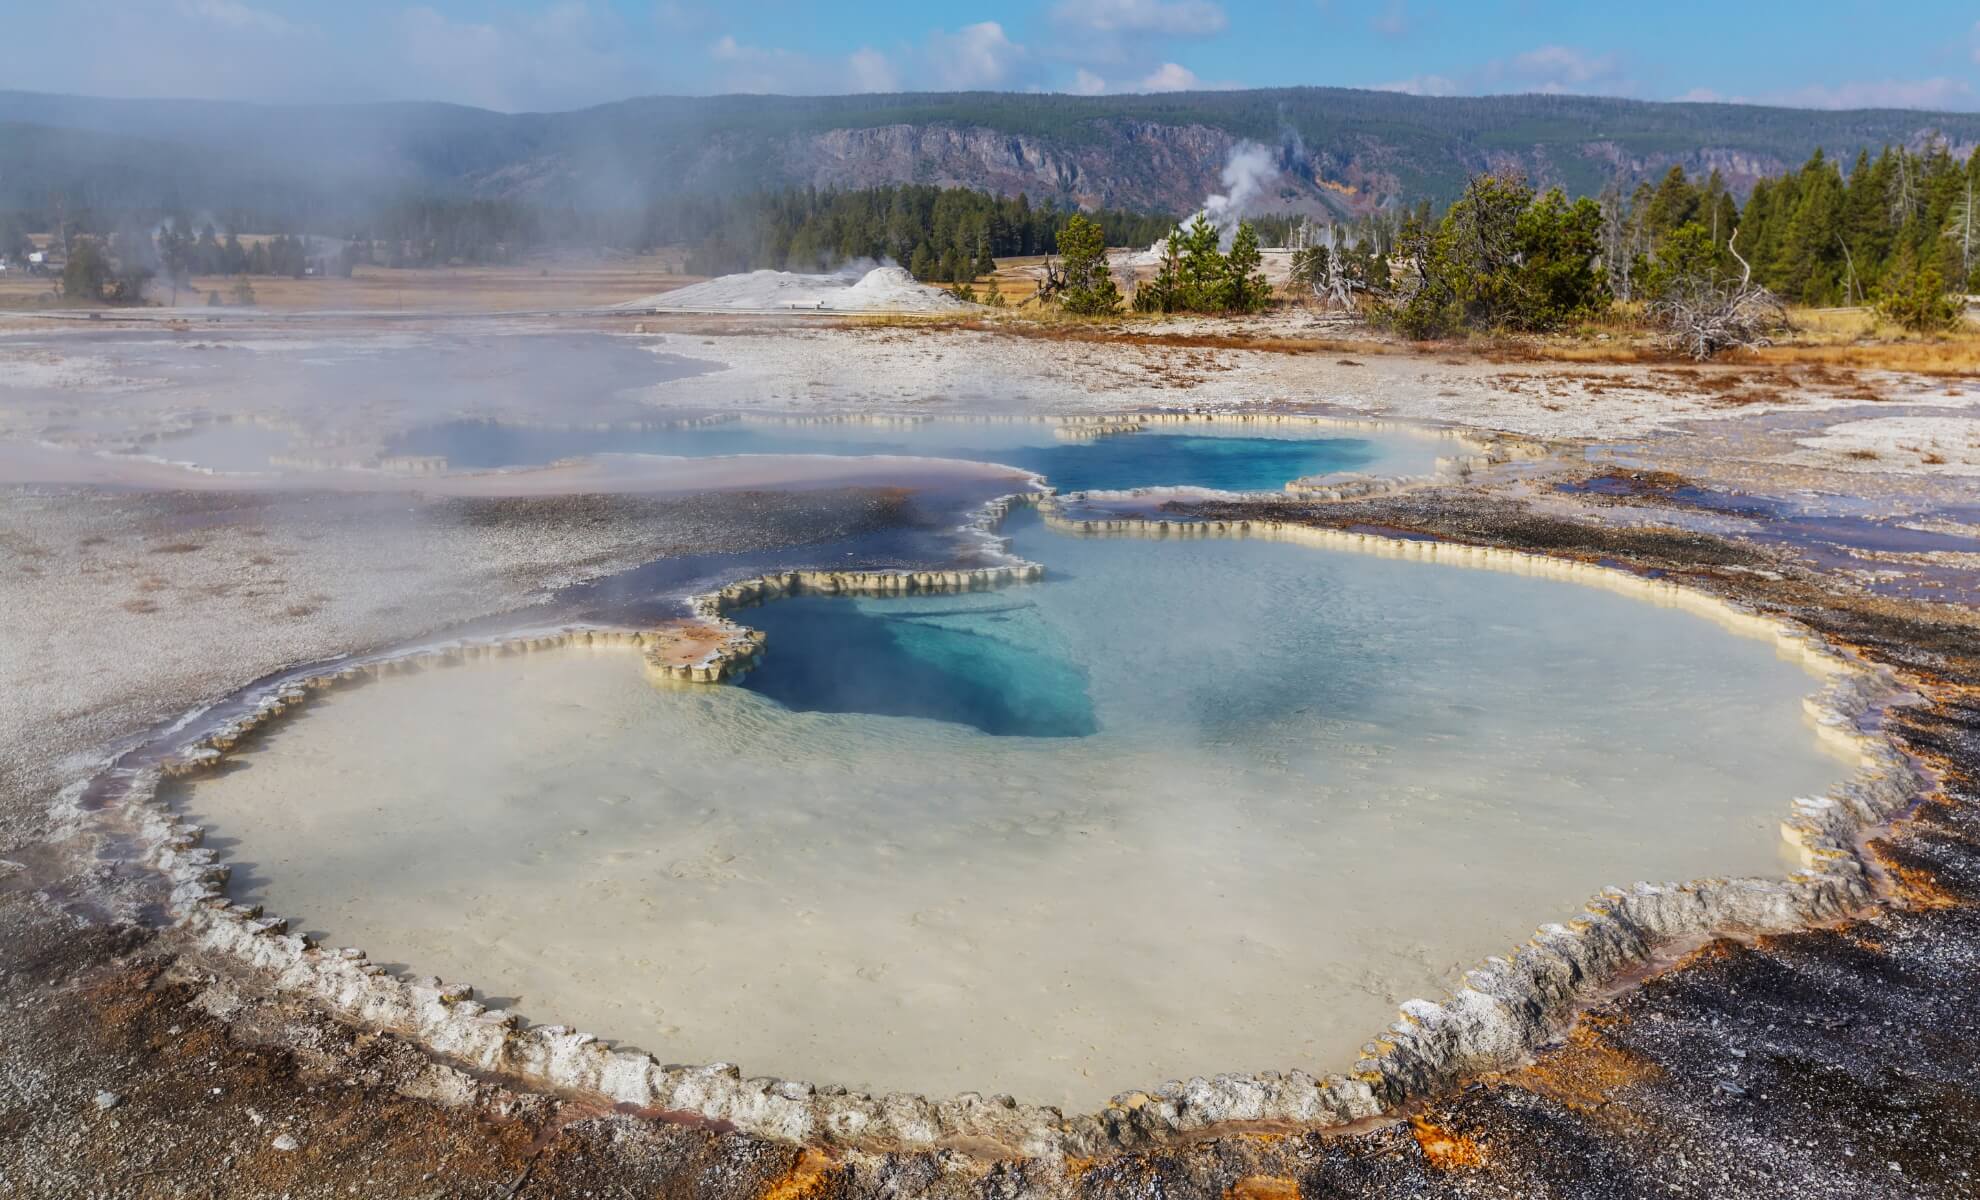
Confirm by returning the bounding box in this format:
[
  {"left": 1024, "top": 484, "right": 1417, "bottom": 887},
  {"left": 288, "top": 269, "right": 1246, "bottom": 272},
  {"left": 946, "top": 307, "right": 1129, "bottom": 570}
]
[
  {"left": 1258, "top": 142, "right": 1978, "bottom": 343},
  {"left": 655, "top": 184, "right": 1175, "bottom": 282}
]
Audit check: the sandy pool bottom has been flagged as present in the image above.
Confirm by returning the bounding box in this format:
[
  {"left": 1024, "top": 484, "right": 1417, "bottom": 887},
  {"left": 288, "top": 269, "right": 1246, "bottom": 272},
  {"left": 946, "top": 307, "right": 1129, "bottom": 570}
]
[{"left": 175, "top": 527, "right": 1848, "bottom": 1110}]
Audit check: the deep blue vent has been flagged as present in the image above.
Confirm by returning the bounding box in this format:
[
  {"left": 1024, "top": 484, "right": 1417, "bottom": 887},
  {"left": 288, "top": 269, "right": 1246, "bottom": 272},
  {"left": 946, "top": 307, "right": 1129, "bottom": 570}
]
[
  {"left": 389, "top": 422, "right": 1381, "bottom": 494},
  {"left": 739, "top": 594, "right": 1099, "bottom": 738}
]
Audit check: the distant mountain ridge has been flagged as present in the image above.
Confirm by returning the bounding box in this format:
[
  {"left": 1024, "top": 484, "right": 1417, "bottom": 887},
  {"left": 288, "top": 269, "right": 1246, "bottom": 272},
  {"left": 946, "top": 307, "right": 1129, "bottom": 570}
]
[{"left": 4, "top": 87, "right": 1978, "bottom": 220}]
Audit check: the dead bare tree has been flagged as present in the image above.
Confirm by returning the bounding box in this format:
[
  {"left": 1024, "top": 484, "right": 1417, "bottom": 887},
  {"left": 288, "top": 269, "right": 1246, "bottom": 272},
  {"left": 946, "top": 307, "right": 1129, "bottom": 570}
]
[
  {"left": 1646, "top": 228, "right": 1789, "bottom": 360},
  {"left": 1598, "top": 183, "right": 1635, "bottom": 302},
  {"left": 1289, "top": 223, "right": 1363, "bottom": 312},
  {"left": 1889, "top": 147, "right": 1922, "bottom": 227},
  {"left": 1319, "top": 225, "right": 1360, "bottom": 311},
  {"left": 1945, "top": 175, "right": 1978, "bottom": 291},
  {"left": 1029, "top": 254, "right": 1066, "bottom": 307}
]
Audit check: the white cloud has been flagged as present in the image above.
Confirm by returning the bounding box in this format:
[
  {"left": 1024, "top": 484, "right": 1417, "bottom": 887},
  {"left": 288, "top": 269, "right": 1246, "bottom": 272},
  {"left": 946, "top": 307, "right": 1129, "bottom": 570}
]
[
  {"left": 1673, "top": 87, "right": 1726, "bottom": 103},
  {"left": 1371, "top": 44, "right": 1636, "bottom": 100},
  {"left": 709, "top": 22, "right": 1032, "bottom": 95},
  {"left": 1507, "top": 46, "right": 1614, "bottom": 85},
  {"left": 1138, "top": 62, "right": 1200, "bottom": 91},
  {"left": 1375, "top": 74, "right": 1458, "bottom": 96},
  {"left": 1763, "top": 78, "right": 1978, "bottom": 111},
  {"left": 1490, "top": 44, "right": 1629, "bottom": 93},
  {"left": 1071, "top": 68, "right": 1109, "bottom": 95},
  {"left": 178, "top": 0, "right": 296, "bottom": 36},
  {"left": 707, "top": 35, "right": 840, "bottom": 93},
  {"left": 1369, "top": 0, "right": 1408, "bottom": 37},
  {"left": 391, "top": 3, "right": 647, "bottom": 111},
  {"left": 1, "top": 0, "right": 665, "bottom": 109},
  {"left": 654, "top": 1, "right": 719, "bottom": 33},
  {"left": 846, "top": 47, "right": 900, "bottom": 94},
  {"left": 1050, "top": 0, "right": 1227, "bottom": 36},
  {"left": 925, "top": 21, "right": 1026, "bottom": 89}
]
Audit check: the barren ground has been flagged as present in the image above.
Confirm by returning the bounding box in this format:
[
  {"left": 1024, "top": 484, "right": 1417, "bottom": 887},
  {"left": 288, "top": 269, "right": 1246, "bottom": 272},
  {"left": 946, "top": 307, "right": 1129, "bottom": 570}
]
[{"left": 1, "top": 308, "right": 1977, "bottom": 1197}]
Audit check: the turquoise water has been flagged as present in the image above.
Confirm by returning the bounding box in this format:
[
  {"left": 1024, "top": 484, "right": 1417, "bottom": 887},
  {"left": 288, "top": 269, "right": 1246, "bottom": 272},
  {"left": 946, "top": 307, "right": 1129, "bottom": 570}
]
[
  {"left": 387, "top": 420, "right": 1428, "bottom": 492},
  {"left": 742, "top": 594, "right": 1097, "bottom": 736},
  {"left": 740, "top": 508, "right": 1838, "bottom": 795}
]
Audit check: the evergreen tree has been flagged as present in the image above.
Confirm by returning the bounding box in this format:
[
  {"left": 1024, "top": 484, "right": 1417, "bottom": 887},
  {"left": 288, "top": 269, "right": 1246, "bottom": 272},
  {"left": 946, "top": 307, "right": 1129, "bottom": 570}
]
[
  {"left": 1644, "top": 223, "right": 1721, "bottom": 299},
  {"left": 1386, "top": 173, "right": 1608, "bottom": 338},
  {"left": 1778, "top": 151, "right": 1844, "bottom": 303},
  {"left": 1174, "top": 215, "right": 1225, "bottom": 311},
  {"left": 1055, "top": 214, "right": 1121, "bottom": 316},
  {"left": 1222, "top": 221, "right": 1271, "bottom": 312},
  {"left": 1133, "top": 236, "right": 1185, "bottom": 313},
  {"left": 1643, "top": 166, "right": 1701, "bottom": 243},
  {"left": 908, "top": 242, "right": 936, "bottom": 281},
  {"left": 1840, "top": 149, "right": 1892, "bottom": 298},
  {"left": 1877, "top": 239, "right": 1961, "bottom": 332},
  {"left": 62, "top": 237, "right": 111, "bottom": 302}
]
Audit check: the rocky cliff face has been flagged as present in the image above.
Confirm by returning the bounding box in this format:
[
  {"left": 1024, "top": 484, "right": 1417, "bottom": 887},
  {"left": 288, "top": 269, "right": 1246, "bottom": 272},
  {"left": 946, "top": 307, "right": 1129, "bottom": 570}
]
[
  {"left": 498, "top": 118, "right": 1843, "bottom": 218},
  {"left": 783, "top": 121, "right": 1253, "bottom": 214}
]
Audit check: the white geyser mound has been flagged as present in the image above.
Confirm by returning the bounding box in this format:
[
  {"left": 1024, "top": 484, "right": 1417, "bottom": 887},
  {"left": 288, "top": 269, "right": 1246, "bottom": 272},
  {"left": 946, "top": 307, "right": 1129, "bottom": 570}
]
[{"left": 621, "top": 264, "right": 965, "bottom": 313}]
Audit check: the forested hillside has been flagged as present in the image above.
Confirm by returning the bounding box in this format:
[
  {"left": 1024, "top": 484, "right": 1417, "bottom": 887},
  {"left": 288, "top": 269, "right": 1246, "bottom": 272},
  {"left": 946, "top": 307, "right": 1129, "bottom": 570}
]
[{"left": 4, "top": 87, "right": 1977, "bottom": 229}]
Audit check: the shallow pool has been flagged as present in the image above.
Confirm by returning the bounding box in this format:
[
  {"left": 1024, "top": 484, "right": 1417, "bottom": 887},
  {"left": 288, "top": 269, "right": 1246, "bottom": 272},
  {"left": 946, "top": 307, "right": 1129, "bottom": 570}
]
[
  {"left": 387, "top": 420, "right": 1440, "bottom": 493},
  {"left": 172, "top": 509, "right": 1846, "bottom": 1109}
]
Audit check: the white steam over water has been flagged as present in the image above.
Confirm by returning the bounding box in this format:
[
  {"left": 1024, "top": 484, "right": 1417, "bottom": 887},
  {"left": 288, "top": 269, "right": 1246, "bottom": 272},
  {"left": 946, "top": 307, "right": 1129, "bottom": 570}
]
[{"left": 1202, "top": 140, "right": 1281, "bottom": 241}]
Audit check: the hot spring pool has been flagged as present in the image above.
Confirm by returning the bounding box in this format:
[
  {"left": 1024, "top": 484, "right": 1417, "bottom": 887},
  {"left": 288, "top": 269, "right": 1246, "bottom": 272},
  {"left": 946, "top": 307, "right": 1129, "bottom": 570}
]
[
  {"left": 171, "top": 509, "right": 1848, "bottom": 1110},
  {"left": 386, "top": 419, "right": 1445, "bottom": 493}
]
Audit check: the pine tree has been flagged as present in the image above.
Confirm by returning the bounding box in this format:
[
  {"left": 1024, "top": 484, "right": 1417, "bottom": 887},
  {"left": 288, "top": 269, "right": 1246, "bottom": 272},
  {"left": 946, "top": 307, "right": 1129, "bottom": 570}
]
[
  {"left": 1174, "top": 214, "right": 1225, "bottom": 311},
  {"left": 1644, "top": 166, "right": 1701, "bottom": 244},
  {"left": 1779, "top": 152, "right": 1845, "bottom": 303},
  {"left": 1133, "top": 236, "right": 1184, "bottom": 313},
  {"left": 1222, "top": 221, "right": 1270, "bottom": 312},
  {"left": 1841, "top": 149, "right": 1893, "bottom": 295},
  {"left": 62, "top": 237, "right": 111, "bottom": 302},
  {"left": 1877, "top": 238, "right": 1960, "bottom": 332},
  {"left": 1055, "top": 214, "right": 1121, "bottom": 316},
  {"left": 908, "top": 242, "right": 936, "bottom": 281}
]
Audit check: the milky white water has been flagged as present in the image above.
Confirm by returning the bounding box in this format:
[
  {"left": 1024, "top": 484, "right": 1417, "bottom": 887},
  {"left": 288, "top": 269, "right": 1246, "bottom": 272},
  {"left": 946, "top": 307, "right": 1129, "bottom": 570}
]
[{"left": 175, "top": 516, "right": 1848, "bottom": 1109}]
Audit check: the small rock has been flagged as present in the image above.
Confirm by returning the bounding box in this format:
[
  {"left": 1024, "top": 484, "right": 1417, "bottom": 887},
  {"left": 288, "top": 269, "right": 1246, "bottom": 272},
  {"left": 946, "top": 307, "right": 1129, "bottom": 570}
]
[
  {"left": 93, "top": 1091, "right": 124, "bottom": 1112},
  {"left": 1715, "top": 1080, "right": 1748, "bottom": 1098},
  {"left": 271, "top": 1133, "right": 301, "bottom": 1152}
]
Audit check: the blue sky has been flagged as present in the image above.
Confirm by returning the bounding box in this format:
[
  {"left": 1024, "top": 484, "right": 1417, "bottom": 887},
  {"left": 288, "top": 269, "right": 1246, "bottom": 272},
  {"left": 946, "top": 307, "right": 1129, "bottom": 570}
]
[{"left": 10, "top": 1, "right": 1980, "bottom": 112}]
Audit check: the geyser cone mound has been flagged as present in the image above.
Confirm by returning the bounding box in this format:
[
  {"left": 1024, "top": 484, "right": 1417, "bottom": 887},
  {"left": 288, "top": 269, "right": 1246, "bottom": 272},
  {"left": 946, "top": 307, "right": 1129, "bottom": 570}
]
[{"left": 622, "top": 265, "right": 965, "bottom": 313}]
